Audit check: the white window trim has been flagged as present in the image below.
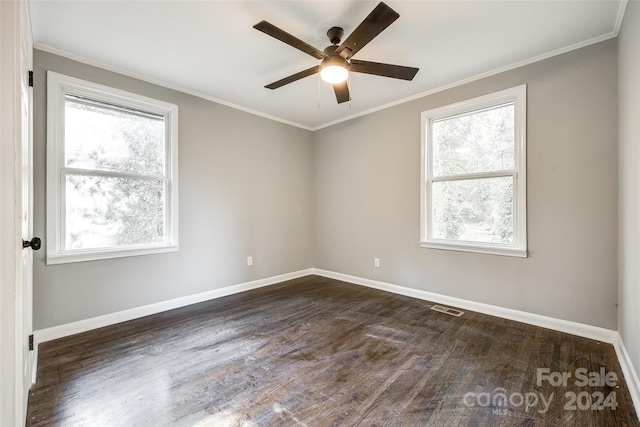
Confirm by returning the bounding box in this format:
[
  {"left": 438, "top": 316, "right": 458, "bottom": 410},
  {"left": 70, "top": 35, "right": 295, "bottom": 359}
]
[
  {"left": 46, "top": 71, "right": 179, "bottom": 264},
  {"left": 420, "top": 85, "right": 527, "bottom": 258}
]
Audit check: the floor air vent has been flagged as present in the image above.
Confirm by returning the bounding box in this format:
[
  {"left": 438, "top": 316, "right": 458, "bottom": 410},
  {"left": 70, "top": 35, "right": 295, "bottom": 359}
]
[{"left": 430, "top": 304, "right": 464, "bottom": 317}]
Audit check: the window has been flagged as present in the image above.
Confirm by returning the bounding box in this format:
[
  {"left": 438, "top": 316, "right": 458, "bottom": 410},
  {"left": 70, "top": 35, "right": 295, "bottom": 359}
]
[
  {"left": 46, "top": 72, "right": 178, "bottom": 264},
  {"left": 421, "top": 85, "right": 526, "bottom": 257}
]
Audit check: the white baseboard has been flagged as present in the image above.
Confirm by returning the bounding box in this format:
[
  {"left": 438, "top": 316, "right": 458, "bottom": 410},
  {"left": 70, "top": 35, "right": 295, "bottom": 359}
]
[
  {"left": 613, "top": 334, "right": 640, "bottom": 413},
  {"left": 312, "top": 269, "right": 640, "bottom": 414},
  {"left": 31, "top": 267, "right": 638, "bottom": 416},
  {"left": 32, "top": 267, "right": 619, "bottom": 346},
  {"left": 33, "top": 268, "right": 313, "bottom": 345},
  {"left": 311, "top": 268, "right": 618, "bottom": 344},
  {"left": 30, "top": 268, "right": 311, "bottom": 386}
]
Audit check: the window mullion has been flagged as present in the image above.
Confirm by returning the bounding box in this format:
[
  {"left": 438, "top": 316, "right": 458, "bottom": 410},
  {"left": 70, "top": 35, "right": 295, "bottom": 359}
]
[
  {"left": 432, "top": 170, "right": 515, "bottom": 183},
  {"left": 62, "top": 167, "right": 167, "bottom": 182}
]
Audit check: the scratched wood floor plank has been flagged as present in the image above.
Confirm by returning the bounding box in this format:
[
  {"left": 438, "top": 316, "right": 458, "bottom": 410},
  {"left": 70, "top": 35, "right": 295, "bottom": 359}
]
[{"left": 27, "top": 275, "right": 639, "bottom": 426}]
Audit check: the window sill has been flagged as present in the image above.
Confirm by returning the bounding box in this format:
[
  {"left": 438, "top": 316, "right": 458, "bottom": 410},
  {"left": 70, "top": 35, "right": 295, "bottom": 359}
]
[
  {"left": 420, "top": 240, "right": 527, "bottom": 258},
  {"left": 46, "top": 244, "right": 179, "bottom": 265}
]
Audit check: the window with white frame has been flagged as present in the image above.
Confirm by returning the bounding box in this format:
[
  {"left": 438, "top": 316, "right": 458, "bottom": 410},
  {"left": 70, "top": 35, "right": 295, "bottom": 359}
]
[
  {"left": 421, "top": 85, "right": 527, "bottom": 257},
  {"left": 46, "top": 71, "right": 179, "bottom": 264}
]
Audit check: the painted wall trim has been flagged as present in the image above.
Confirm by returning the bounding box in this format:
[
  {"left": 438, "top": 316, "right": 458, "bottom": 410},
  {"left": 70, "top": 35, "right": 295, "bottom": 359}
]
[
  {"left": 614, "top": 0, "right": 630, "bottom": 36},
  {"left": 32, "top": 44, "right": 314, "bottom": 132},
  {"left": 613, "top": 333, "right": 640, "bottom": 413},
  {"left": 35, "top": 25, "right": 620, "bottom": 134},
  {"left": 33, "top": 268, "right": 312, "bottom": 345},
  {"left": 31, "top": 267, "right": 638, "bottom": 416},
  {"left": 312, "top": 271, "right": 640, "bottom": 413},
  {"left": 36, "top": 267, "right": 619, "bottom": 345},
  {"left": 311, "top": 268, "right": 618, "bottom": 344},
  {"left": 310, "top": 32, "right": 619, "bottom": 131}
]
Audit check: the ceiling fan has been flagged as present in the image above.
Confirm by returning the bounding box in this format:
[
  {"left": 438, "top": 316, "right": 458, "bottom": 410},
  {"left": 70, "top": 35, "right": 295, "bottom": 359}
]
[{"left": 253, "top": 2, "right": 419, "bottom": 104}]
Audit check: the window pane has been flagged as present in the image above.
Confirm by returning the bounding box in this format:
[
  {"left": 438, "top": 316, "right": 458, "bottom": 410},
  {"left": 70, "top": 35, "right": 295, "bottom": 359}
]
[
  {"left": 432, "top": 176, "right": 513, "bottom": 243},
  {"left": 432, "top": 103, "right": 514, "bottom": 177},
  {"left": 65, "top": 174, "right": 165, "bottom": 250},
  {"left": 65, "top": 95, "right": 165, "bottom": 176}
]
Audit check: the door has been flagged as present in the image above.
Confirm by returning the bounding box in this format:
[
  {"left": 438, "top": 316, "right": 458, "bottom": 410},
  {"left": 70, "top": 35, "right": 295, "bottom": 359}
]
[
  {"left": 0, "top": 1, "right": 35, "bottom": 424},
  {"left": 18, "top": 0, "right": 35, "bottom": 418}
]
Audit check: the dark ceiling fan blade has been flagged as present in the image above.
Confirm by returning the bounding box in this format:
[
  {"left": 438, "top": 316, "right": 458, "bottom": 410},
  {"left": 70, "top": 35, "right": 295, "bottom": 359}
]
[
  {"left": 335, "top": 2, "right": 399, "bottom": 60},
  {"left": 350, "top": 59, "right": 419, "bottom": 80},
  {"left": 254, "top": 21, "right": 326, "bottom": 60},
  {"left": 265, "top": 65, "right": 321, "bottom": 89},
  {"left": 333, "top": 81, "right": 350, "bottom": 104}
]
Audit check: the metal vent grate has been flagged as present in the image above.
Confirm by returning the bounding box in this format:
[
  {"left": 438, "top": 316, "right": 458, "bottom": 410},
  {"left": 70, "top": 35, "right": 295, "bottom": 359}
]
[{"left": 430, "top": 304, "right": 464, "bottom": 317}]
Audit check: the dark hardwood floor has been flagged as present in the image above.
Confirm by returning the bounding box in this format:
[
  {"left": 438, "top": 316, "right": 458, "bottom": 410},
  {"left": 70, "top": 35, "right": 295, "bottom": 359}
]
[{"left": 27, "top": 275, "right": 638, "bottom": 426}]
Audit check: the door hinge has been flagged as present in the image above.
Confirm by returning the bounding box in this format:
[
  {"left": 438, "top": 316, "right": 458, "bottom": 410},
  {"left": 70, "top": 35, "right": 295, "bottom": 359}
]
[
  {"left": 28, "top": 334, "right": 34, "bottom": 351},
  {"left": 28, "top": 71, "right": 33, "bottom": 87}
]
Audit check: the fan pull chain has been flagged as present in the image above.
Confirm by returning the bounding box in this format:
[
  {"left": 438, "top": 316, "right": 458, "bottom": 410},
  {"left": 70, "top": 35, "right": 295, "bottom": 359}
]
[{"left": 348, "top": 73, "right": 352, "bottom": 110}]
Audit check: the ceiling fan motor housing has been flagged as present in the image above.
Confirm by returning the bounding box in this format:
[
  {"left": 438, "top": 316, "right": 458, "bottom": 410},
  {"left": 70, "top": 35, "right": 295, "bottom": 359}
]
[
  {"left": 322, "top": 44, "right": 349, "bottom": 74},
  {"left": 327, "top": 26, "right": 344, "bottom": 45},
  {"left": 321, "top": 54, "right": 349, "bottom": 71}
]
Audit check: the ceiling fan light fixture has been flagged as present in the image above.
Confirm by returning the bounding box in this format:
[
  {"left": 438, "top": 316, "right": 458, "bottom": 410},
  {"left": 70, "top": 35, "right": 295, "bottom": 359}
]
[
  {"left": 321, "top": 66, "right": 348, "bottom": 84},
  {"left": 320, "top": 55, "right": 349, "bottom": 84}
]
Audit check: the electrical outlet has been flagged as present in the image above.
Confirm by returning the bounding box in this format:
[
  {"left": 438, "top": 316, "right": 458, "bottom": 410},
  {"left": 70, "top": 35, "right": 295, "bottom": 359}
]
[
  {"left": 247, "top": 256, "right": 253, "bottom": 266},
  {"left": 374, "top": 258, "right": 380, "bottom": 268}
]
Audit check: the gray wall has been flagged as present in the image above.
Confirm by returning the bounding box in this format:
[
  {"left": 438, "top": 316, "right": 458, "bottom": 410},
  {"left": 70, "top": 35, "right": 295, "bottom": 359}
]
[
  {"left": 33, "top": 50, "right": 314, "bottom": 329},
  {"left": 313, "top": 40, "right": 618, "bottom": 329},
  {"left": 34, "top": 39, "right": 621, "bottom": 334},
  {"left": 618, "top": 0, "right": 640, "bottom": 386}
]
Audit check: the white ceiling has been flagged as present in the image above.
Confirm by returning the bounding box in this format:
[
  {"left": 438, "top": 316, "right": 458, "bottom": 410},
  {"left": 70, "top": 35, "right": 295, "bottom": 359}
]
[{"left": 29, "top": 0, "right": 626, "bottom": 130}]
